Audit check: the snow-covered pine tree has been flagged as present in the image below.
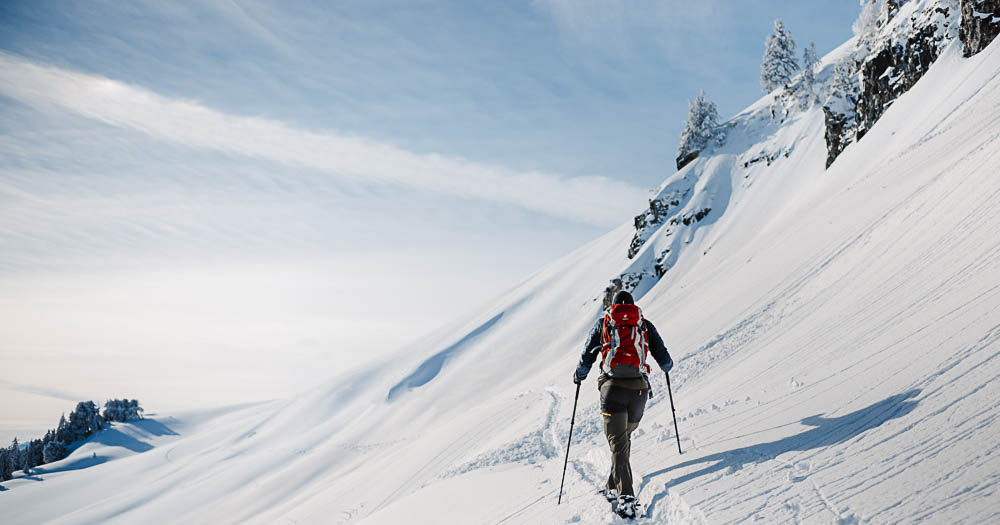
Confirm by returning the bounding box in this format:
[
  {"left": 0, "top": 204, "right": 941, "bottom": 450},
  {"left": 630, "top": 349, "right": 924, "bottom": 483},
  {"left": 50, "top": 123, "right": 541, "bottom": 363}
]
[
  {"left": 760, "top": 19, "right": 799, "bottom": 93},
  {"left": 0, "top": 447, "right": 10, "bottom": 480},
  {"left": 42, "top": 440, "right": 67, "bottom": 463},
  {"left": 127, "top": 399, "right": 143, "bottom": 420},
  {"left": 677, "top": 91, "right": 722, "bottom": 169},
  {"left": 822, "top": 58, "right": 861, "bottom": 167},
  {"left": 827, "top": 59, "right": 860, "bottom": 113},
  {"left": 67, "top": 404, "right": 87, "bottom": 442},
  {"left": 103, "top": 399, "right": 143, "bottom": 422},
  {"left": 7, "top": 438, "right": 19, "bottom": 475},
  {"left": 104, "top": 400, "right": 118, "bottom": 422},
  {"left": 55, "top": 413, "right": 69, "bottom": 443},
  {"left": 21, "top": 445, "right": 33, "bottom": 474},
  {"left": 798, "top": 42, "right": 821, "bottom": 109},
  {"left": 853, "top": 0, "right": 882, "bottom": 55},
  {"left": 87, "top": 401, "right": 103, "bottom": 434},
  {"left": 29, "top": 439, "right": 43, "bottom": 469},
  {"left": 853, "top": 0, "right": 880, "bottom": 35},
  {"left": 65, "top": 401, "right": 103, "bottom": 442},
  {"left": 21, "top": 441, "right": 34, "bottom": 472}
]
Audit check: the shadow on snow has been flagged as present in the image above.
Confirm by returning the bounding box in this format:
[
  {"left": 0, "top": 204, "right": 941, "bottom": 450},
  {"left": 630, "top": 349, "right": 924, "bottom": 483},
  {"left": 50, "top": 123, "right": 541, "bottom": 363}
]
[
  {"left": 22, "top": 418, "right": 179, "bottom": 478},
  {"left": 641, "top": 389, "right": 921, "bottom": 516},
  {"left": 387, "top": 312, "right": 504, "bottom": 401}
]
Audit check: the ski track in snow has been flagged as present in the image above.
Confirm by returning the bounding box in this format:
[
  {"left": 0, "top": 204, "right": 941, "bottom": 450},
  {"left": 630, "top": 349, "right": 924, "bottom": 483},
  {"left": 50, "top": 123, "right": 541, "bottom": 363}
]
[
  {"left": 374, "top": 396, "right": 530, "bottom": 515},
  {"left": 443, "top": 387, "right": 562, "bottom": 478}
]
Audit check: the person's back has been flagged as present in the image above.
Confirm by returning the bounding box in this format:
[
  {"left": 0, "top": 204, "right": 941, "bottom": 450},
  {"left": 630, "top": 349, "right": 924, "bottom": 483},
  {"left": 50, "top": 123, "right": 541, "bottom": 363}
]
[{"left": 574, "top": 290, "right": 673, "bottom": 519}]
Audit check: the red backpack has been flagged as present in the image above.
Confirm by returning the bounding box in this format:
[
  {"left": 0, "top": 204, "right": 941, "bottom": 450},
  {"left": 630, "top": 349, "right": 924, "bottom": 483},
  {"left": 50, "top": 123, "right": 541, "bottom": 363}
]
[{"left": 600, "top": 304, "right": 651, "bottom": 378}]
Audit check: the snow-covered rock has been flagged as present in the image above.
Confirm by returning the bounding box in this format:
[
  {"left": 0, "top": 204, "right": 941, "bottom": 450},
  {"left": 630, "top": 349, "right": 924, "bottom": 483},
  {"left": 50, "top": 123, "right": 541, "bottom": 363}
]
[{"left": 960, "top": 0, "right": 1000, "bottom": 56}]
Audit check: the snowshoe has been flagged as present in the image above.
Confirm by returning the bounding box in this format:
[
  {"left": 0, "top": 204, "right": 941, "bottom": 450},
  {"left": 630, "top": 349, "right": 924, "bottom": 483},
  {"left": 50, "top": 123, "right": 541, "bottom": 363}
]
[
  {"left": 601, "top": 487, "right": 619, "bottom": 502},
  {"left": 615, "top": 495, "right": 638, "bottom": 520}
]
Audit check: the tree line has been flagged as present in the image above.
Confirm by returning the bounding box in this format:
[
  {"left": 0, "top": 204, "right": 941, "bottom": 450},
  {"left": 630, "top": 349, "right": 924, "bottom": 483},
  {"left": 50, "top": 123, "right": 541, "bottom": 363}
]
[{"left": 0, "top": 399, "right": 142, "bottom": 481}]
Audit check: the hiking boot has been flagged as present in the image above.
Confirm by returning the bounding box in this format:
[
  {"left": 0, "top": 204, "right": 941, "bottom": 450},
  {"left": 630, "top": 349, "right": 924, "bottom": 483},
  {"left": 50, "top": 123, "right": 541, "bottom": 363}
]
[{"left": 616, "top": 494, "right": 638, "bottom": 519}]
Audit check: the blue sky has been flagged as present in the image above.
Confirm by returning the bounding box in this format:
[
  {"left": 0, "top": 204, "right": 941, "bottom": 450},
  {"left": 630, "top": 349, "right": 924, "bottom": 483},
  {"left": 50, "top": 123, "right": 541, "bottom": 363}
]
[
  {"left": 0, "top": 1, "right": 860, "bottom": 420},
  {"left": 1, "top": 0, "right": 859, "bottom": 185}
]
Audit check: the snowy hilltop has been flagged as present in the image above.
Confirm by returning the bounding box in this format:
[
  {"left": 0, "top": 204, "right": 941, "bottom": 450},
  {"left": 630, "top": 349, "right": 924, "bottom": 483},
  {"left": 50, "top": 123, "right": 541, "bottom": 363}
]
[{"left": 3, "top": 1, "right": 1000, "bottom": 523}]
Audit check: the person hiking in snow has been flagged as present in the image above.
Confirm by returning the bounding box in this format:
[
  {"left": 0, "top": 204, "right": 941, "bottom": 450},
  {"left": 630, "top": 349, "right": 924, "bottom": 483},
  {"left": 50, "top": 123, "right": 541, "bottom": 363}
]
[{"left": 573, "top": 290, "right": 673, "bottom": 519}]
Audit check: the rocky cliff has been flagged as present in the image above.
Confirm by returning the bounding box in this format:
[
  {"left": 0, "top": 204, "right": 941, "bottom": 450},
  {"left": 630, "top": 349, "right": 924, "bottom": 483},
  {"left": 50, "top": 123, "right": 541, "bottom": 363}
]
[
  {"left": 826, "top": 1, "right": 959, "bottom": 164},
  {"left": 606, "top": 0, "right": 999, "bottom": 309},
  {"left": 960, "top": 0, "right": 1000, "bottom": 56},
  {"left": 825, "top": 0, "right": 1000, "bottom": 164},
  {"left": 856, "top": 6, "right": 954, "bottom": 140}
]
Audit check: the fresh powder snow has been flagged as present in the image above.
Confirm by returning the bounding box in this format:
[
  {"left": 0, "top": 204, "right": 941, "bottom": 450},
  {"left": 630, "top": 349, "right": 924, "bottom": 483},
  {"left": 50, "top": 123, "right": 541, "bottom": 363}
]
[{"left": 3, "top": 9, "right": 1000, "bottom": 525}]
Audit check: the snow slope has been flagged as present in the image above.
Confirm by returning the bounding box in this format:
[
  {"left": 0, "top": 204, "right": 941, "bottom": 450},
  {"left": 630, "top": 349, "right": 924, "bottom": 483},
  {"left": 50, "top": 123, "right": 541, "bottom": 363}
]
[{"left": 4, "top": 27, "right": 1000, "bottom": 525}]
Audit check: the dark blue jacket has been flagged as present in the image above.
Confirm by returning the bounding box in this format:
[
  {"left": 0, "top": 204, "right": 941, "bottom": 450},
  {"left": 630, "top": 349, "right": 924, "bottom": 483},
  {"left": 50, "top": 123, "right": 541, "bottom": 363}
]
[{"left": 575, "top": 317, "right": 672, "bottom": 383}]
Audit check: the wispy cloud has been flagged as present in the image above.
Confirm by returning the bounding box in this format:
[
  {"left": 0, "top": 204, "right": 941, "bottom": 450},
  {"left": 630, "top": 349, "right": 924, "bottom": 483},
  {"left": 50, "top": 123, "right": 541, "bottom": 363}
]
[
  {"left": 0, "top": 379, "right": 82, "bottom": 402},
  {"left": 0, "top": 51, "right": 645, "bottom": 226},
  {"left": 532, "top": 0, "right": 722, "bottom": 60}
]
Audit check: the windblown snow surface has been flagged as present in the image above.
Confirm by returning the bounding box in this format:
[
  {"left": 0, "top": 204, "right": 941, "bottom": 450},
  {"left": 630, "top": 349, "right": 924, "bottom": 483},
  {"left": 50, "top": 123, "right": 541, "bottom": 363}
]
[{"left": 4, "top": 32, "right": 1000, "bottom": 525}]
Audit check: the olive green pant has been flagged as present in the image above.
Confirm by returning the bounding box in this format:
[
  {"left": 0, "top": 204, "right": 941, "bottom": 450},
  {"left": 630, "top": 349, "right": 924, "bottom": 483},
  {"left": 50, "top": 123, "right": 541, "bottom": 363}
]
[{"left": 603, "top": 412, "right": 640, "bottom": 496}]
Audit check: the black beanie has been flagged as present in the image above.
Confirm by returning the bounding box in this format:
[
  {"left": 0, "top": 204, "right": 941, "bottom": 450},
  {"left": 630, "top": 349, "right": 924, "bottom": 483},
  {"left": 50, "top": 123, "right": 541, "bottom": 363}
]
[{"left": 613, "top": 291, "right": 634, "bottom": 305}]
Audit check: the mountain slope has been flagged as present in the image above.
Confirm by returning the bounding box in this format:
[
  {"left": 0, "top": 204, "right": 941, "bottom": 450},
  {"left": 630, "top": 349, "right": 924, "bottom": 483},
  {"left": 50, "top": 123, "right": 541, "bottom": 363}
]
[{"left": 4, "top": 16, "right": 1000, "bottom": 525}]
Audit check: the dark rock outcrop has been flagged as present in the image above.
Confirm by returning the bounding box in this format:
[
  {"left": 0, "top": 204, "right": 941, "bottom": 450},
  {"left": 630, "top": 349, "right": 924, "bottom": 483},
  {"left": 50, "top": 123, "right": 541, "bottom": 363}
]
[
  {"left": 676, "top": 150, "right": 700, "bottom": 171},
  {"left": 608, "top": 206, "right": 713, "bottom": 307},
  {"left": 676, "top": 207, "right": 711, "bottom": 226},
  {"left": 602, "top": 278, "right": 624, "bottom": 309},
  {"left": 602, "top": 273, "right": 645, "bottom": 309},
  {"left": 824, "top": 3, "right": 956, "bottom": 166},
  {"left": 628, "top": 197, "right": 679, "bottom": 259},
  {"left": 743, "top": 146, "right": 793, "bottom": 169},
  {"left": 960, "top": 0, "right": 1000, "bottom": 56},
  {"left": 885, "top": 0, "right": 902, "bottom": 21},
  {"left": 823, "top": 106, "right": 854, "bottom": 168},
  {"left": 627, "top": 188, "right": 688, "bottom": 259},
  {"left": 856, "top": 21, "right": 945, "bottom": 140}
]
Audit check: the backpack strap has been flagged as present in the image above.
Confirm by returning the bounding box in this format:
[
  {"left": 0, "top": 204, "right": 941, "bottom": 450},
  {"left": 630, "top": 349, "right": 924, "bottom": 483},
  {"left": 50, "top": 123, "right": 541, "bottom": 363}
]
[
  {"left": 601, "top": 311, "right": 620, "bottom": 372},
  {"left": 635, "top": 311, "right": 650, "bottom": 374}
]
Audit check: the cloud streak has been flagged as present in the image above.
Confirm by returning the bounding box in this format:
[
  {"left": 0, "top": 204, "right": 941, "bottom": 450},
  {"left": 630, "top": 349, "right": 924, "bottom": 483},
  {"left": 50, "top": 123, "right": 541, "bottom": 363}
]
[
  {"left": 0, "top": 379, "right": 82, "bottom": 402},
  {"left": 0, "top": 51, "right": 646, "bottom": 226}
]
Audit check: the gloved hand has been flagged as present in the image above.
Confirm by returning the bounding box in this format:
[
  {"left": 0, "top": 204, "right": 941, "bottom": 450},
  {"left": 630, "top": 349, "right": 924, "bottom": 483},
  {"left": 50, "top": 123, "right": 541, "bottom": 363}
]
[
  {"left": 663, "top": 357, "right": 674, "bottom": 373},
  {"left": 573, "top": 371, "right": 585, "bottom": 384}
]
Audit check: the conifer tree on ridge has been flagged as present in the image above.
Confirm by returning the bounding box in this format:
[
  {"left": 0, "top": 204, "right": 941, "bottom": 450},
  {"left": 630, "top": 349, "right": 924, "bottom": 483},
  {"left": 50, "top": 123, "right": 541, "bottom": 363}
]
[
  {"left": 677, "top": 91, "right": 723, "bottom": 170},
  {"left": 761, "top": 19, "right": 800, "bottom": 93}
]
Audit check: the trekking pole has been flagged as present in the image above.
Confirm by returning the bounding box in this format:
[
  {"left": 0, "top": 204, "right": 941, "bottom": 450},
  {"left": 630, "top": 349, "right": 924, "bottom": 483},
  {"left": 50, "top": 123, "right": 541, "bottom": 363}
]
[
  {"left": 665, "top": 372, "right": 682, "bottom": 454},
  {"left": 557, "top": 382, "right": 581, "bottom": 505}
]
